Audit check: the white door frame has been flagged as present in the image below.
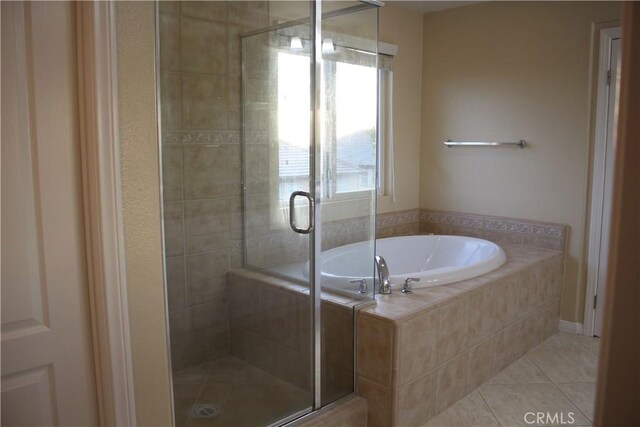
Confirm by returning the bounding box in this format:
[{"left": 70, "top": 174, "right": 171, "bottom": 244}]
[
  {"left": 584, "top": 26, "right": 621, "bottom": 338},
  {"left": 76, "top": 2, "right": 136, "bottom": 425}
]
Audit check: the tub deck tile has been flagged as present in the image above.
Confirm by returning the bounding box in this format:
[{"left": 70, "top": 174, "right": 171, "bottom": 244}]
[
  {"left": 356, "top": 243, "right": 564, "bottom": 426},
  {"left": 360, "top": 245, "right": 562, "bottom": 325}
]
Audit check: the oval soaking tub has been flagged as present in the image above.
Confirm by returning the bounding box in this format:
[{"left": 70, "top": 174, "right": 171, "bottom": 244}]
[{"left": 321, "top": 235, "right": 506, "bottom": 290}]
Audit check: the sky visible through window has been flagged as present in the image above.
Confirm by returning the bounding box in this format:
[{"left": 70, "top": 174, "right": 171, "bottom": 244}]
[
  {"left": 277, "top": 51, "right": 377, "bottom": 199},
  {"left": 336, "top": 62, "right": 376, "bottom": 140},
  {"left": 277, "top": 52, "right": 310, "bottom": 148}
]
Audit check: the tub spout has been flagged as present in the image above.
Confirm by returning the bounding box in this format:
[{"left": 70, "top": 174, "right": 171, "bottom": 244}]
[{"left": 375, "top": 256, "right": 392, "bottom": 294}]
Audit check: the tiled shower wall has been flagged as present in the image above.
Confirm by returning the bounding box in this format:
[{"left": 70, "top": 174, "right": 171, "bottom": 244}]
[{"left": 159, "top": 1, "right": 270, "bottom": 370}]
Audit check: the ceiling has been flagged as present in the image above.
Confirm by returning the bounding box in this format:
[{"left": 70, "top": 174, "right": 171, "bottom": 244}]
[{"left": 388, "top": 1, "right": 479, "bottom": 14}]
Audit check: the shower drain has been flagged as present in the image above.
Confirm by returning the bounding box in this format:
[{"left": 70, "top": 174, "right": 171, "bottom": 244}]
[{"left": 191, "top": 403, "right": 221, "bottom": 419}]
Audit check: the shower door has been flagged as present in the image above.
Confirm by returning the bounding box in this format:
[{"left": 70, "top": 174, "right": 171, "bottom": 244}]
[
  {"left": 241, "top": 0, "right": 379, "bottom": 417},
  {"left": 240, "top": 6, "right": 317, "bottom": 423},
  {"left": 240, "top": 0, "right": 378, "bottom": 423}
]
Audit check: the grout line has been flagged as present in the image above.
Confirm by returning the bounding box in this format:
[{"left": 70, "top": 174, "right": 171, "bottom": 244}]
[
  {"left": 487, "top": 355, "right": 551, "bottom": 385},
  {"left": 554, "top": 381, "right": 597, "bottom": 385},
  {"left": 189, "top": 361, "right": 216, "bottom": 426},
  {"left": 526, "top": 333, "right": 599, "bottom": 384},
  {"left": 523, "top": 354, "right": 556, "bottom": 385},
  {"left": 548, "top": 380, "right": 592, "bottom": 425},
  {"left": 566, "top": 331, "right": 602, "bottom": 354},
  {"left": 476, "top": 386, "right": 503, "bottom": 427},
  {"left": 525, "top": 334, "right": 595, "bottom": 424},
  {"left": 475, "top": 332, "right": 596, "bottom": 427}
]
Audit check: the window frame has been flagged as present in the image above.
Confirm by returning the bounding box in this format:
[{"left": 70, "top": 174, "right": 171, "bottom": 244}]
[
  {"left": 320, "top": 54, "right": 389, "bottom": 202},
  {"left": 275, "top": 49, "right": 392, "bottom": 204}
]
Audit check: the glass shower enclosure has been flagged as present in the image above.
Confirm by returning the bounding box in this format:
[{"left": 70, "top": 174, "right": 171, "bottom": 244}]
[{"left": 157, "top": 1, "right": 379, "bottom": 425}]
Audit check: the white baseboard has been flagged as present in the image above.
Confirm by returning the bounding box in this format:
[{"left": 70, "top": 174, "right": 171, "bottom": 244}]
[{"left": 559, "top": 320, "right": 584, "bottom": 335}]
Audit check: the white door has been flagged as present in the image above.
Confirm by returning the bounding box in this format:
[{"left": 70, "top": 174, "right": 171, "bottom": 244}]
[
  {"left": 590, "top": 31, "right": 622, "bottom": 338},
  {"left": 1, "top": 2, "right": 99, "bottom": 425}
]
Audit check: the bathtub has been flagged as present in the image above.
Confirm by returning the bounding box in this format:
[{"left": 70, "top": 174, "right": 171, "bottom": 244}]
[{"left": 321, "top": 235, "right": 506, "bottom": 290}]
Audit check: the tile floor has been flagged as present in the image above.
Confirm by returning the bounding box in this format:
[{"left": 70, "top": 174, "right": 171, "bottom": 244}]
[
  {"left": 424, "top": 332, "right": 600, "bottom": 427},
  {"left": 173, "top": 332, "right": 599, "bottom": 427},
  {"left": 173, "top": 356, "right": 310, "bottom": 427}
]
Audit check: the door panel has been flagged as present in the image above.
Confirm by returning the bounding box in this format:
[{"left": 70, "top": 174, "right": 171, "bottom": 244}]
[
  {"left": 1, "top": 2, "right": 98, "bottom": 425},
  {"left": 240, "top": 14, "right": 316, "bottom": 422},
  {"left": 594, "top": 37, "right": 621, "bottom": 337}
]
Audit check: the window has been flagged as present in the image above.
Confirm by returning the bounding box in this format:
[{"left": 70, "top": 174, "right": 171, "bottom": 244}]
[
  {"left": 329, "top": 61, "right": 377, "bottom": 197},
  {"left": 277, "top": 52, "right": 310, "bottom": 202},
  {"left": 277, "top": 50, "right": 393, "bottom": 202}
]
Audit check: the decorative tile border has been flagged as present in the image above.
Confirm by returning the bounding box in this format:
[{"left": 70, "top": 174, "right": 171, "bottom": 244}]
[
  {"left": 162, "top": 130, "right": 240, "bottom": 145},
  {"left": 243, "top": 130, "right": 272, "bottom": 145},
  {"left": 420, "top": 209, "right": 566, "bottom": 238},
  {"left": 420, "top": 209, "right": 567, "bottom": 252},
  {"left": 420, "top": 209, "right": 565, "bottom": 238},
  {"left": 376, "top": 209, "right": 420, "bottom": 229}
]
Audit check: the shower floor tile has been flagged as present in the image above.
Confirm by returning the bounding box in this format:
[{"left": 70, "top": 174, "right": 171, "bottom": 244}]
[
  {"left": 424, "top": 332, "right": 600, "bottom": 427},
  {"left": 174, "top": 356, "right": 311, "bottom": 427}
]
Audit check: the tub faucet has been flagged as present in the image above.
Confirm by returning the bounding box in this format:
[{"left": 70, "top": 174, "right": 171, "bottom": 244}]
[
  {"left": 402, "top": 277, "right": 419, "bottom": 294},
  {"left": 349, "top": 278, "right": 368, "bottom": 294},
  {"left": 375, "top": 256, "right": 392, "bottom": 294}
]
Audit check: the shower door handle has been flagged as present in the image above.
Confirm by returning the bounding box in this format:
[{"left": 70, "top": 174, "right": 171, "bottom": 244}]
[{"left": 289, "top": 191, "right": 315, "bottom": 234}]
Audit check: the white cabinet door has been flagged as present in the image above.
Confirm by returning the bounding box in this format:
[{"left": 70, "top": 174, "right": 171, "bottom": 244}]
[{"left": 1, "top": 2, "right": 99, "bottom": 425}]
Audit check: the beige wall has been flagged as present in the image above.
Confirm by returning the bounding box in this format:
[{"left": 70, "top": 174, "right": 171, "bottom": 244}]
[
  {"left": 378, "top": 4, "right": 423, "bottom": 214},
  {"left": 116, "top": 3, "right": 173, "bottom": 426},
  {"left": 419, "top": 1, "right": 620, "bottom": 323}
]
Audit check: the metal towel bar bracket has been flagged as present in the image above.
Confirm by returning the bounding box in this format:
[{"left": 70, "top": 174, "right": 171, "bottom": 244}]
[{"left": 443, "top": 140, "right": 526, "bottom": 148}]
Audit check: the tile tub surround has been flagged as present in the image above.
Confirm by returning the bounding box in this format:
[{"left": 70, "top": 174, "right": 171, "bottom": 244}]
[
  {"left": 320, "top": 207, "right": 564, "bottom": 248},
  {"left": 419, "top": 209, "right": 568, "bottom": 252},
  {"left": 355, "top": 244, "right": 564, "bottom": 427}
]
